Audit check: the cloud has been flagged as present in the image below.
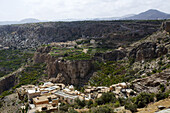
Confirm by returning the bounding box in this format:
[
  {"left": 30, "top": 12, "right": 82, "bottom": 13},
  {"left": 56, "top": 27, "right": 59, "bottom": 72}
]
[{"left": 0, "top": 0, "right": 169, "bottom": 21}]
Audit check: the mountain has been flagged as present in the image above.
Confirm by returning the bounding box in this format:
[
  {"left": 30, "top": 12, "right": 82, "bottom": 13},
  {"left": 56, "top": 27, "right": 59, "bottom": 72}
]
[
  {"left": 0, "top": 18, "right": 41, "bottom": 25},
  {"left": 92, "top": 14, "right": 135, "bottom": 21},
  {"left": 19, "top": 18, "right": 40, "bottom": 24},
  {"left": 125, "top": 9, "right": 170, "bottom": 20},
  {"left": 0, "top": 9, "right": 169, "bottom": 25}
]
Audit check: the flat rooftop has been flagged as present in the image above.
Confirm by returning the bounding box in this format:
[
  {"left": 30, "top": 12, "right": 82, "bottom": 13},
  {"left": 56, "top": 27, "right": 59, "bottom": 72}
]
[{"left": 55, "top": 91, "right": 78, "bottom": 99}]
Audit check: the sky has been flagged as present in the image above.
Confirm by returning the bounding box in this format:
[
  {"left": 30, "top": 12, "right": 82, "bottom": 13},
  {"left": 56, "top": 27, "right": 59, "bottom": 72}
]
[{"left": 0, "top": 0, "right": 170, "bottom": 21}]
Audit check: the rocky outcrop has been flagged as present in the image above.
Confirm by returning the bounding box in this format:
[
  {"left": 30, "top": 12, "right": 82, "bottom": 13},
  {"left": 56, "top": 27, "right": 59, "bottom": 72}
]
[
  {"left": 165, "top": 21, "right": 170, "bottom": 33},
  {"left": 93, "top": 50, "right": 126, "bottom": 62},
  {"left": 33, "top": 47, "right": 93, "bottom": 85},
  {"left": 0, "top": 67, "right": 25, "bottom": 94},
  {"left": 162, "top": 21, "right": 170, "bottom": 33},
  {"left": 129, "top": 42, "right": 168, "bottom": 61},
  {"left": 33, "top": 46, "right": 54, "bottom": 64},
  {"left": 131, "top": 69, "right": 170, "bottom": 93},
  {"left": 48, "top": 60, "right": 93, "bottom": 85},
  {"left": 103, "top": 50, "right": 126, "bottom": 61},
  {"left": 0, "top": 74, "right": 16, "bottom": 94}
]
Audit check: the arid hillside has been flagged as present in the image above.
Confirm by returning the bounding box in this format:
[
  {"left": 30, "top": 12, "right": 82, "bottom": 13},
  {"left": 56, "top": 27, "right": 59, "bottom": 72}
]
[{"left": 0, "top": 20, "right": 162, "bottom": 49}]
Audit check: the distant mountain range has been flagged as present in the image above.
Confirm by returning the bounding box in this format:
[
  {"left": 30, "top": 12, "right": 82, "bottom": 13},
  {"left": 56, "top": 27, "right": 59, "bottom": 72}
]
[
  {"left": 94, "top": 9, "right": 170, "bottom": 21},
  {"left": 0, "top": 18, "right": 41, "bottom": 25},
  {"left": 0, "top": 9, "right": 170, "bottom": 25},
  {"left": 124, "top": 9, "right": 170, "bottom": 20}
]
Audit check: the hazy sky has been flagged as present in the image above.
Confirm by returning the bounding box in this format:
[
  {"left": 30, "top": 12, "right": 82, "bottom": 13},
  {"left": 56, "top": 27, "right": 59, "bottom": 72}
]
[{"left": 0, "top": 0, "right": 170, "bottom": 21}]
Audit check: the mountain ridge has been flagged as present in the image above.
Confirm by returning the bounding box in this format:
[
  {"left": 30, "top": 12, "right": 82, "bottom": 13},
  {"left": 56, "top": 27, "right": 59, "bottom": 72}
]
[
  {"left": 0, "top": 9, "right": 169, "bottom": 25},
  {"left": 124, "top": 9, "right": 170, "bottom": 20}
]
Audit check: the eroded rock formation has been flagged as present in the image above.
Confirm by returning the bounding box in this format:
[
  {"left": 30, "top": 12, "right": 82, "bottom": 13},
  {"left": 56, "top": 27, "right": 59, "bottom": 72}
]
[
  {"left": 93, "top": 50, "right": 127, "bottom": 62},
  {"left": 131, "top": 69, "right": 170, "bottom": 93},
  {"left": 33, "top": 46, "right": 93, "bottom": 85},
  {"left": 129, "top": 42, "right": 168, "bottom": 61}
]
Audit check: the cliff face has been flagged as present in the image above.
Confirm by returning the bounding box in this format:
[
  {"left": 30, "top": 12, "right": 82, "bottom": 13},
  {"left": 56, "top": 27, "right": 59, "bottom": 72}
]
[
  {"left": 33, "top": 46, "right": 93, "bottom": 85},
  {"left": 52, "top": 60, "right": 92, "bottom": 85},
  {"left": 0, "top": 21, "right": 161, "bottom": 49},
  {"left": 0, "top": 67, "right": 25, "bottom": 94},
  {"left": 0, "top": 74, "right": 16, "bottom": 94},
  {"left": 93, "top": 50, "right": 127, "bottom": 62},
  {"left": 129, "top": 42, "right": 168, "bottom": 61}
]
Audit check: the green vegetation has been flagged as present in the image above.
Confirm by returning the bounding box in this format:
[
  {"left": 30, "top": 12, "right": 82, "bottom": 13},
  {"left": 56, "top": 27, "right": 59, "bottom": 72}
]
[
  {"left": 58, "top": 90, "right": 170, "bottom": 113},
  {"left": 0, "top": 49, "right": 33, "bottom": 77},
  {"left": 50, "top": 47, "right": 92, "bottom": 60},
  {"left": 65, "top": 52, "right": 91, "bottom": 60},
  {"left": 0, "top": 90, "right": 13, "bottom": 98},
  {"left": 89, "top": 61, "right": 138, "bottom": 86},
  {"left": 13, "top": 63, "right": 47, "bottom": 89},
  {"left": 95, "top": 93, "right": 116, "bottom": 105},
  {"left": 0, "top": 63, "right": 47, "bottom": 99}
]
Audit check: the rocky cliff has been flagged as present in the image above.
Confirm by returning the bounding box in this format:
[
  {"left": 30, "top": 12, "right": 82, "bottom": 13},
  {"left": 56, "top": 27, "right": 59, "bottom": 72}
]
[
  {"left": 0, "top": 20, "right": 161, "bottom": 49},
  {"left": 129, "top": 42, "right": 168, "bottom": 61},
  {"left": 93, "top": 49, "right": 127, "bottom": 62},
  {"left": 0, "top": 67, "right": 25, "bottom": 94},
  {"left": 33, "top": 46, "right": 93, "bottom": 85},
  {"left": 131, "top": 69, "right": 170, "bottom": 93}
]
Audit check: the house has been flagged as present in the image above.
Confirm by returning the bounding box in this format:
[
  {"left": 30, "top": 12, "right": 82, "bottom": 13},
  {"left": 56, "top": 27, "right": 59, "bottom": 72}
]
[
  {"left": 55, "top": 91, "right": 78, "bottom": 104},
  {"left": 27, "top": 89, "right": 41, "bottom": 100},
  {"left": 33, "top": 96, "right": 49, "bottom": 106},
  {"left": 33, "top": 95, "right": 58, "bottom": 106}
]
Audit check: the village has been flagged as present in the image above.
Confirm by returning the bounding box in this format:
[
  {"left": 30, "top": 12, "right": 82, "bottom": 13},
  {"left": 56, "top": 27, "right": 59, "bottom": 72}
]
[{"left": 16, "top": 81, "right": 136, "bottom": 113}]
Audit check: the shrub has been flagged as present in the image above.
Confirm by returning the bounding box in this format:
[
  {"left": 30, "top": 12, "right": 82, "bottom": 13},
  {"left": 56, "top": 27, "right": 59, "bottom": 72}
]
[
  {"left": 95, "top": 93, "right": 116, "bottom": 105},
  {"left": 75, "top": 99, "right": 86, "bottom": 108},
  {"left": 60, "top": 104, "right": 70, "bottom": 112},
  {"left": 160, "top": 84, "right": 165, "bottom": 92},
  {"left": 68, "top": 108, "right": 78, "bottom": 113},
  {"left": 90, "top": 106, "right": 111, "bottom": 113},
  {"left": 114, "top": 100, "right": 120, "bottom": 107},
  {"left": 134, "top": 92, "right": 154, "bottom": 108},
  {"left": 156, "top": 92, "right": 166, "bottom": 101},
  {"left": 125, "top": 102, "right": 137, "bottom": 113},
  {"left": 87, "top": 100, "right": 93, "bottom": 108}
]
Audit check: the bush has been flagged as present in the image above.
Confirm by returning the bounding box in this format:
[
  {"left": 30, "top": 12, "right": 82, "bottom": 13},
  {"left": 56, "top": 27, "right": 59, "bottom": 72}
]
[
  {"left": 60, "top": 104, "right": 70, "bottom": 112},
  {"left": 95, "top": 93, "right": 116, "bottom": 105},
  {"left": 0, "top": 90, "right": 13, "bottom": 98},
  {"left": 75, "top": 99, "right": 86, "bottom": 108},
  {"left": 87, "top": 100, "right": 93, "bottom": 108},
  {"left": 90, "top": 106, "right": 111, "bottom": 113},
  {"left": 125, "top": 102, "right": 137, "bottom": 113},
  {"left": 114, "top": 100, "right": 120, "bottom": 107},
  {"left": 160, "top": 84, "right": 165, "bottom": 92},
  {"left": 118, "top": 97, "right": 127, "bottom": 106},
  {"left": 134, "top": 92, "right": 154, "bottom": 108},
  {"left": 68, "top": 108, "right": 78, "bottom": 113},
  {"left": 156, "top": 92, "right": 166, "bottom": 101},
  {"left": 156, "top": 91, "right": 170, "bottom": 101}
]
